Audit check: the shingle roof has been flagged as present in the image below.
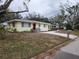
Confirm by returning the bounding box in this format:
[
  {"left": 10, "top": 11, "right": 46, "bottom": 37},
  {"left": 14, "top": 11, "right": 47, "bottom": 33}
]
[{"left": 7, "top": 19, "right": 51, "bottom": 25}]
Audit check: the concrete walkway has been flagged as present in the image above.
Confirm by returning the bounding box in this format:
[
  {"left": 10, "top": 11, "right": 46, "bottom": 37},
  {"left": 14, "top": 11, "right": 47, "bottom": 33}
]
[
  {"left": 41, "top": 31, "right": 79, "bottom": 59},
  {"left": 41, "top": 31, "right": 78, "bottom": 40}
]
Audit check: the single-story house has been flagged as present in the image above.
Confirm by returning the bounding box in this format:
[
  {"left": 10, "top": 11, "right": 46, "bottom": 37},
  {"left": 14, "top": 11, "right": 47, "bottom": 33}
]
[{"left": 7, "top": 19, "right": 51, "bottom": 32}]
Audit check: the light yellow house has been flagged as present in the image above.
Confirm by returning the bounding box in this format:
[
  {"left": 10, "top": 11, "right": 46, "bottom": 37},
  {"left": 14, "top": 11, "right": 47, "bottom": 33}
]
[{"left": 7, "top": 19, "right": 51, "bottom": 32}]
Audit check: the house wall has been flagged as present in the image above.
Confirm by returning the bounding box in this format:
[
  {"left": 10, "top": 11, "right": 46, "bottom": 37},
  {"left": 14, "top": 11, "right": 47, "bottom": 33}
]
[
  {"left": 36, "top": 23, "right": 49, "bottom": 31},
  {"left": 8, "top": 21, "right": 51, "bottom": 32},
  {"left": 15, "top": 22, "right": 32, "bottom": 32}
]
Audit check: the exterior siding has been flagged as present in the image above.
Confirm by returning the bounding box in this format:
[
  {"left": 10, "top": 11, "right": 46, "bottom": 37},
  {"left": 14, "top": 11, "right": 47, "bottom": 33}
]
[
  {"left": 15, "top": 22, "right": 32, "bottom": 32},
  {"left": 39, "top": 24, "right": 48, "bottom": 31},
  {"left": 8, "top": 21, "right": 51, "bottom": 32},
  {"left": 35, "top": 23, "right": 50, "bottom": 31}
]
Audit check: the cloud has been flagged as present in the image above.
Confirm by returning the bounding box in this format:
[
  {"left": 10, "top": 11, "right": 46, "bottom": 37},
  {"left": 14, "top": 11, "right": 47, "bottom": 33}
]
[{"left": 9, "top": 0, "right": 79, "bottom": 17}]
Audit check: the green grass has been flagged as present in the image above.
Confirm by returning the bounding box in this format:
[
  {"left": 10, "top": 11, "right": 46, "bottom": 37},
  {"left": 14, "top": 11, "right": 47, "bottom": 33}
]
[
  {"left": 71, "top": 31, "right": 79, "bottom": 36},
  {"left": 0, "top": 33, "right": 70, "bottom": 59}
]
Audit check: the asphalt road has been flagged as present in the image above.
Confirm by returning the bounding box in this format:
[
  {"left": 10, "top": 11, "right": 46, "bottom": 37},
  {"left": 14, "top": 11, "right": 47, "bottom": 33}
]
[
  {"left": 42, "top": 31, "right": 79, "bottom": 59},
  {"left": 53, "top": 51, "right": 79, "bottom": 59}
]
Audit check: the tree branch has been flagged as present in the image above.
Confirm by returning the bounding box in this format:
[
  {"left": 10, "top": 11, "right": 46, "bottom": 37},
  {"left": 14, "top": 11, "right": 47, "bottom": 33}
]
[
  {"left": 0, "top": 0, "right": 13, "bottom": 11},
  {"left": 0, "top": 0, "right": 30, "bottom": 14},
  {"left": 8, "top": 10, "right": 29, "bottom": 13}
]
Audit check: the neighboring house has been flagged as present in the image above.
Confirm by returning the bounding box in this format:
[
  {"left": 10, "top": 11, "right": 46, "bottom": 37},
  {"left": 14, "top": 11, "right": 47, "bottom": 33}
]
[{"left": 7, "top": 19, "right": 51, "bottom": 32}]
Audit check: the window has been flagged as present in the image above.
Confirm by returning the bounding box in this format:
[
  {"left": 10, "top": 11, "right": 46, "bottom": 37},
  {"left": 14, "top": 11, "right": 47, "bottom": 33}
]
[
  {"left": 28, "top": 23, "right": 31, "bottom": 27},
  {"left": 12, "top": 22, "right": 15, "bottom": 27},
  {"left": 48, "top": 25, "right": 50, "bottom": 29},
  {"left": 44, "top": 24, "right": 46, "bottom": 27},
  {"left": 22, "top": 22, "right": 25, "bottom": 27},
  {"left": 22, "top": 22, "right": 31, "bottom": 27},
  {"left": 39, "top": 24, "right": 40, "bottom": 27}
]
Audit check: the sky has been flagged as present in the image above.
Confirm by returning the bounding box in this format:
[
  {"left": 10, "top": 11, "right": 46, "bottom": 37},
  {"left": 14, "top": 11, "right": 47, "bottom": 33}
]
[{"left": 8, "top": 0, "right": 79, "bottom": 17}]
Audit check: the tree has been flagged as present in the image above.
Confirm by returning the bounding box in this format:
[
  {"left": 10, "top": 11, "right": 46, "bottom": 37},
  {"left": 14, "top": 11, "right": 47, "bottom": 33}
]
[
  {"left": 74, "top": 16, "right": 79, "bottom": 29},
  {"left": 60, "top": 5, "right": 66, "bottom": 21},
  {"left": 0, "top": 9, "right": 23, "bottom": 23},
  {"left": 0, "top": 0, "right": 30, "bottom": 39},
  {"left": 25, "top": 13, "right": 50, "bottom": 23},
  {"left": 0, "top": 0, "right": 30, "bottom": 13},
  {"left": 51, "top": 15, "right": 64, "bottom": 29},
  {"left": 50, "top": 5, "right": 68, "bottom": 30},
  {"left": 60, "top": 2, "right": 79, "bottom": 30},
  {"left": 0, "top": 0, "right": 30, "bottom": 22}
]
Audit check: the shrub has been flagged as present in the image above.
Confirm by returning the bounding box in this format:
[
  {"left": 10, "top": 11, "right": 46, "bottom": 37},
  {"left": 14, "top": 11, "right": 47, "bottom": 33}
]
[
  {"left": 13, "top": 28, "right": 17, "bottom": 32},
  {"left": 66, "top": 24, "right": 72, "bottom": 30},
  {"left": 0, "top": 24, "right": 7, "bottom": 40}
]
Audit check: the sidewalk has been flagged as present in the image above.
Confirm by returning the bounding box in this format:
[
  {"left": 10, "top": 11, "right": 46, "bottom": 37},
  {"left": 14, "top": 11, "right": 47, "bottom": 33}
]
[
  {"left": 41, "top": 31, "right": 79, "bottom": 59},
  {"left": 41, "top": 31, "right": 78, "bottom": 40}
]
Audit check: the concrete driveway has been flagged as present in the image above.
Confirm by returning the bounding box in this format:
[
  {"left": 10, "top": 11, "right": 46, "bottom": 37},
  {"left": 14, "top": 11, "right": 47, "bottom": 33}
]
[
  {"left": 41, "top": 31, "right": 79, "bottom": 59},
  {"left": 41, "top": 31, "right": 78, "bottom": 40}
]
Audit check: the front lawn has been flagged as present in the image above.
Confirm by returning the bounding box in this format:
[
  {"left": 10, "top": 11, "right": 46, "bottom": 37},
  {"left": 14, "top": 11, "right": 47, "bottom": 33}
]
[
  {"left": 0, "top": 33, "right": 70, "bottom": 59},
  {"left": 71, "top": 31, "right": 79, "bottom": 36}
]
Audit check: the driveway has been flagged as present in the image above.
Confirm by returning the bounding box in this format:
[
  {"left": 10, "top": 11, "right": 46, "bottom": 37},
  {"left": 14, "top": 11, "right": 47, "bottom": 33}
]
[
  {"left": 41, "top": 31, "right": 79, "bottom": 59},
  {"left": 41, "top": 31, "right": 78, "bottom": 40}
]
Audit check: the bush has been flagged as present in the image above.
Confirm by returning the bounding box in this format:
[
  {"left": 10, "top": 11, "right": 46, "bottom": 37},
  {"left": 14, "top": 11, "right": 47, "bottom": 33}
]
[
  {"left": 74, "top": 24, "right": 79, "bottom": 30},
  {"left": 74, "top": 20, "right": 79, "bottom": 30},
  {"left": 66, "top": 24, "right": 72, "bottom": 30},
  {"left": 13, "top": 28, "right": 17, "bottom": 32},
  {"left": 0, "top": 25, "right": 7, "bottom": 40}
]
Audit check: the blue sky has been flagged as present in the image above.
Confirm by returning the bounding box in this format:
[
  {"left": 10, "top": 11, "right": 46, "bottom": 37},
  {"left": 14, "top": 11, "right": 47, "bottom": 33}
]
[{"left": 8, "top": 0, "right": 79, "bottom": 17}]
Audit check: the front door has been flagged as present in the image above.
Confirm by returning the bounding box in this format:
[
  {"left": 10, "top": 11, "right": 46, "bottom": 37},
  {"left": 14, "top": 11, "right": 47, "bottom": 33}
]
[{"left": 33, "top": 23, "right": 36, "bottom": 30}]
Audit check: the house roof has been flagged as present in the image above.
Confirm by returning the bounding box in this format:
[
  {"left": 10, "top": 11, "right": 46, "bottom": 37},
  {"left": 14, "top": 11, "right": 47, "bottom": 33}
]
[{"left": 7, "top": 19, "right": 51, "bottom": 25}]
